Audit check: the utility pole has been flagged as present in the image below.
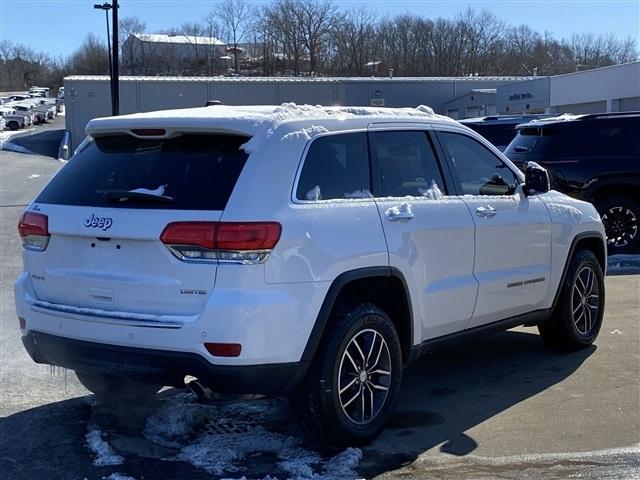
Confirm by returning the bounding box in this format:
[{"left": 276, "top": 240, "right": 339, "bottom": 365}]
[
  {"left": 112, "top": 0, "right": 119, "bottom": 115},
  {"left": 94, "top": 1, "right": 119, "bottom": 116}
]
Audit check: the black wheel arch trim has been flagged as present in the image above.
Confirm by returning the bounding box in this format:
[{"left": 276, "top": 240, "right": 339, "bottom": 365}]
[
  {"left": 551, "top": 232, "right": 606, "bottom": 310},
  {"left": 299, "top": 266, "right": 414, "bottom": 365}
]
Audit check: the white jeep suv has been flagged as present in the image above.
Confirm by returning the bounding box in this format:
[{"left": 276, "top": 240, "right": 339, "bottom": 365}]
[{"left": 15, "top": 104, "right": 606, "bottom": 445}]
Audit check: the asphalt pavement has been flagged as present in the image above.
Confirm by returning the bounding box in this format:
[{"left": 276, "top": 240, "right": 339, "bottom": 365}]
[{"left": 0, "top": 143, "right": 638, "bottom": 480}]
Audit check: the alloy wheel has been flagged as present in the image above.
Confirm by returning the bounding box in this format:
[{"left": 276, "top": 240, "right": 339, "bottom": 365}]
[
  {"left": 571, "top": 266, "right": 600, "bottom": 335},
  {"left": 602, "top": 206, "right": 638, "bottom": 248},
  {"left": 337, "top": 328, "right": 392, "bottom": 425}
]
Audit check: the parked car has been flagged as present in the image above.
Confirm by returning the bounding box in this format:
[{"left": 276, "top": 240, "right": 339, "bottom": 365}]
[
  {"left": 8, "top": 94, "right": 31, "bottom": 102},
  {"left": 29, "top": 86, "right": 50, "bottom": 98},
  {"left": 32, "top": 102, "right": 56, "bottom": 120},
  {"left": 460, "top": 114, "right": 552, "bottom": 151},
  {"left": 0, "top": 106, "right": 29, "bottom": 130},
  {"left": 12, "top": 103, "right": 44, "bottom": 124},
  {"left": 16, "top": 105, "right": 607, "bottom": 446},
  {"left": 505, "top": 112, "right": 640, "bottom": 254},
  {"left": 0, "top": 117, "right": 5, "bottom": 132}
]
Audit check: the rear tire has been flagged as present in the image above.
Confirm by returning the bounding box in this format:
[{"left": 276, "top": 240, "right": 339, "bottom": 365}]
[
  {"left": 598, "top": 195, "right": 640, "bottom": 254},
  {"left": 291, "top": 304, "right": 403, "bottom": 446},
  {"left": 539, "top": 250, "right": 605, "bottom": 351},
  {"left": 8, "top": 121, "right": 19, "bottom": 131},
  {"left": 76, "top": 371, "right": 160, "bottom": 403}
]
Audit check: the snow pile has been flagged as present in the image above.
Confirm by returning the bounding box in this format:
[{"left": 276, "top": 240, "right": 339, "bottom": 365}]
[
  {"left": 178, "top": 428, "right": 362, "bottom": 479},
  {"left": 344, "top": 189, "right": 373, "bottom": 199},
  {"left": 143, "top": 394, "right": 208, "bottom": 448},
  {"left": 143, "top": 394, "right": 362, "bottom": 479},
  {"left": 105, "top": 474, "right": 136, "bottom": 480},
  {"left": 607, "top": 254, "right": 640, "bottom": 275},
  {"left": 305, "top": 185, "right": 322, "bottom": 201},
  {"left": 281, "top": 125, "right": 329, "bottom": 142},
  {"left": 419, "top": 180, "right": 443, "bottom": 200},
  {"left": 529, "top": 113, "right": 586, "bottom": 123},
  {"left": 240, "top": 103, "right": 451, "bottom": 154},
  {"left": 86, "top": 426, "right": 124, "bottom": 466},
  {"left": 241, "top": 104, "right": 336, "bottom": 154}
]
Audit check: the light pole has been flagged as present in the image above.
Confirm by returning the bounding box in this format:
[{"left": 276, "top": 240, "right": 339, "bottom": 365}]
[
  {"left": 93, "top": 1, "right": 119, "bottom": 116},
  {"left": 94, "top": 3, "right": 112, "bottom": 80}
]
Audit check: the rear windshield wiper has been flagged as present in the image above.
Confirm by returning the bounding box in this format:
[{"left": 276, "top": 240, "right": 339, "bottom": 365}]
[{"left": 100, "top": 189, "right": 175, "bottom": 204}]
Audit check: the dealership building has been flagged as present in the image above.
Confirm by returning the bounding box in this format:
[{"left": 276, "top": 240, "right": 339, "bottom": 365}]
[
  {"left": 497, "top": 61, "right": 640, "bottom": 115},
  {"left": 63, "top": 61, "right": 639, "bottom": 149}
]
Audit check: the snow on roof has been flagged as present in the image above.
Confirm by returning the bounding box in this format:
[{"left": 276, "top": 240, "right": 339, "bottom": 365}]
[
  {"left": 470, "top": 88, "right": 497, "bottom": 94},
  {"left": 522, "top": 113, "right": 587, "bottom": 125},
  {"left": 132, "top": 33, "right": 225, "bottom": 46},
  {"left": 86, "top": 103, "right": 456, "bottom": 153},
  {"left": 65, "top": 75, "right": 532, "bottom": 83}
]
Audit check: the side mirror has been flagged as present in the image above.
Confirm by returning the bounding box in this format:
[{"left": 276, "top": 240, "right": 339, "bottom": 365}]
[{"left": 524, "top": 162, "right": 550, "bottom": 196}]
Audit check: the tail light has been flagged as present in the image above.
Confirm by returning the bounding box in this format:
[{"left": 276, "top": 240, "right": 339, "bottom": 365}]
[
  {"left": 204, "top": 342, "right": 241, "bottom": 357},
  {"left": 18, "top": 212, "right": 50, "bottom": 251},
  {"left": 160, "top": 221, "right": 281, "bottom": 264}
]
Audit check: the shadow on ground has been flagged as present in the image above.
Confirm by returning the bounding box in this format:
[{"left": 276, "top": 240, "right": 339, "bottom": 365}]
[
  {"left": 0, "top": 329, "right": 594, "bottom": 479},
  {"left": 2, "top": 128, "right": 65, "bottom": 158},
  {"left": 360, "top": 329, "right": 594, "bottom": 477}
]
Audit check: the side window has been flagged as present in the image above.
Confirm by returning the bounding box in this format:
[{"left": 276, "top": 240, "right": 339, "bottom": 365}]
[
  {"left": 590, "top": 120, "right": 640, "bottom": 156},
  {"left": 370, "top": 130, "right": 446, "bottom": 198},
  {"left": 296, "top": 133, "right": 370, "bottom": 201},
  {"left": 438, "top": 131, "right": 520, "bottom": 196}
]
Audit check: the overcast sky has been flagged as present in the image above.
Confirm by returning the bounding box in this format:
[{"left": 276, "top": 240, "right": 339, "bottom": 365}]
[{"left": 1, "top": 0, "right": 639, "bottom": 58}]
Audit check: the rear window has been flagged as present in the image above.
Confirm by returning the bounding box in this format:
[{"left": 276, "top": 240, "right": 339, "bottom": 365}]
[
  {"left": 296, "top": 132, "right": 370, "bottom": 201},
  {"left": 506, "top": 119, "right": 640, "bottom": 157},
  {"left": 36, "top": 133, "right": 250, "bottom": 210},
  {"left": 465, "top": 123, "right": 517, "bottom": 148}
]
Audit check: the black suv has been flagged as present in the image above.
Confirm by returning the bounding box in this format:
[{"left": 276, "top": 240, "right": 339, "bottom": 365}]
[
  {"left": 505, "top": 112, "right": 640, "bottom": 254},
  {"left": 460, "top": 115, "right": 551, "bottom": 151}
]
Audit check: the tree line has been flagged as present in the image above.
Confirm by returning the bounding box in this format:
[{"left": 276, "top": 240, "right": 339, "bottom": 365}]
[{"left": 1, "top": 0, "right": 637, "bottom": 91}]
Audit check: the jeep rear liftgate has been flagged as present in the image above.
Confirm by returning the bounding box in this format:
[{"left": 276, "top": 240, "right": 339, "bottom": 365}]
[{"left": 20, "top": 133, "right": 250, "bottom": 319}]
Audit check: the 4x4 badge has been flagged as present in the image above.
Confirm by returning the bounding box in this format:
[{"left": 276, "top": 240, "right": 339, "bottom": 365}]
[{"left": 85, "top": 214, "right": 113, "bottom": 231}]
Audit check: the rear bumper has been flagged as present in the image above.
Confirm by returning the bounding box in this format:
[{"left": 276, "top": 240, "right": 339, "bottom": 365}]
[{"left": 22, "top": 330, "right": 307, "bottom": 395}]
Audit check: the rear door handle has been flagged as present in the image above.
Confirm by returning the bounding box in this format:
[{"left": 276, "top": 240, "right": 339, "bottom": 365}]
[
  {"left": 386, "top": 202, "right": 415, "bottom": 222},
  {"left": 476, "top": 206, "right": 497, "bottom": 218}
]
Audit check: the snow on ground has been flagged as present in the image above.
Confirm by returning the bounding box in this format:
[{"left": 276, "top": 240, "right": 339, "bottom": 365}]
[
  {"left": 0, "top": 127, "right": 35, "bottom": 150},
  {"left": 86, "top": 426, "right": 124, "bottom": 466},
  {"left": 142, "top": 392, "right": 362, "bottom": 479},
  {"left": 104, "top": 474, "right": 136, "bottom": 480},
  {"left": 607, "top": 254, "right": 640, "bottom": 275}
]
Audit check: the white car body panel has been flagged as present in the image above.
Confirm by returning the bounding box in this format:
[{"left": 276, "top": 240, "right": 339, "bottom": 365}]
[
  {"left": 374, "top": 195, "right": 477, "bottom": 342},
  {"left": 463, "top": 193, "right": 552, "bottom": 328},
  {"left": 14, "top": 104, "right": 606, "bottom": 374}
]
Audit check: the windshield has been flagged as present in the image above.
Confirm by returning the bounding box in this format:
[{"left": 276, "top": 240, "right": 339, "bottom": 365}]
[{"left": 36, "top": 133, "right": 250, "bottom": 210}]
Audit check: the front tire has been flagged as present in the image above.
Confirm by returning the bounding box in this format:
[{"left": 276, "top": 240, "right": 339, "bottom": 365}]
[
  {"left": 76, "top": 371, "right": 160, "bottom": 403},
  {"left": 291, "top": 304, "right": 403, "bottom": 446},
  {"left": 539, "top": 250, "right": 605, "bottom": 350}
]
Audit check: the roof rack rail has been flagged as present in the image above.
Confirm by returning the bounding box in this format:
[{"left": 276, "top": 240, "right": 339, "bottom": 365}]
[{"left": 574, "top": 111, "right": 640, "bottom": 120}]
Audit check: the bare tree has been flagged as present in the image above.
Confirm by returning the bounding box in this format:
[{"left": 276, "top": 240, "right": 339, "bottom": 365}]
[
  {"left": 66, "top": 33, "right": 110, "bottom": 76},
  {"left": 331, "top": 8, "right": 378, "bottom": 75},
  {"left": 2, "top": 4, "right": 638, "bottom": 85},
  {"left": 120, "top": 16, "right": 147, "bottom": 75},
  {"left": 218, "top": 0, "right": 255, "bottom": 72},
  {"left": 202, "top": 11, "right": 223, "bottom": 75},
  {"left": 289, "top": 0, "right": 336, "bottom": 74}
]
